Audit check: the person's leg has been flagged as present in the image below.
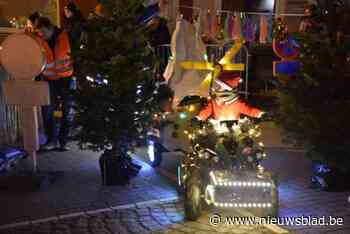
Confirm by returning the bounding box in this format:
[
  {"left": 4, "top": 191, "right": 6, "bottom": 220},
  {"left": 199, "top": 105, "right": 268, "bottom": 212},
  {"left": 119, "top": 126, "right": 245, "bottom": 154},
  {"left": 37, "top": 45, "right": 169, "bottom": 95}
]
[
  {"left": 42, "top": 80, "right": 60, "bottom": 149},
  {"left": 58, "top": 77, "right": 73, "bottom": 149},
  {"left": 42, "top": 105, "right": 54, "bottom": 143}
]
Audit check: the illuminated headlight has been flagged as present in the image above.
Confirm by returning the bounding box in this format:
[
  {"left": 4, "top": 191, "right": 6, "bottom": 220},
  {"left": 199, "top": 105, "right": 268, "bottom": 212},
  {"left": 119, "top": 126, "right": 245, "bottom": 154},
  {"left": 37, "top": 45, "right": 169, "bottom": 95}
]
[{"left": 147, "top": 141, "right": 155, "bottom": 162}]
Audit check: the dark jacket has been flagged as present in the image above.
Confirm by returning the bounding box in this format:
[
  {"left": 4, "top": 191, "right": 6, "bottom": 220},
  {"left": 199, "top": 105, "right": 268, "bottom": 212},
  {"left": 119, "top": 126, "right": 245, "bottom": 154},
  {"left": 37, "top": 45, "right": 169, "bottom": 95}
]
[
  {"left": 63, "top": 12, "right": 86, "bottom": 51},
  {"left": 148, "top": 18, "right": 171, "bottom": 48}
]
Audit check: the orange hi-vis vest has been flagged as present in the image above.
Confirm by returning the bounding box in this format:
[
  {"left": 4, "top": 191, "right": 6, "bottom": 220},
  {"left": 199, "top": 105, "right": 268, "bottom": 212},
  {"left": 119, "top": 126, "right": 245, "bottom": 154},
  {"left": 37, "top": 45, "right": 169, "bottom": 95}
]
[{"left": 38, "top": 31, "right": 73, "bottom": 80}]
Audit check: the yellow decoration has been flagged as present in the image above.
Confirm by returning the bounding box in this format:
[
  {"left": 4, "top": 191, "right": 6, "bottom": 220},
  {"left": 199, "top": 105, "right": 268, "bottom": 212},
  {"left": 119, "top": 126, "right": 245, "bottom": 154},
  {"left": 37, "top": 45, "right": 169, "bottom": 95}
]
[{"left": 180, "top": 39, "right": 245, "bottom": 90}]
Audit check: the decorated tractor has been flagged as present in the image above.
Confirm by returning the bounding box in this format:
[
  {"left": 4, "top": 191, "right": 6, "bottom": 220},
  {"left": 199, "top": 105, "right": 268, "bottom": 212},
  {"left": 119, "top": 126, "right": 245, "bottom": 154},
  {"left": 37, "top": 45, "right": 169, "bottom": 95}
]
[
  {"left": 173, "top": 71, "right": 278, "bottom": 220},
  {"left": 142, "top": 18, "right": 279, "bottom": 220},
  {"left": 177, "top": 112, "right": 278, "bottom": 220},
  {"left": 153, "top": 17, "right": 278, "bottom": 220}
]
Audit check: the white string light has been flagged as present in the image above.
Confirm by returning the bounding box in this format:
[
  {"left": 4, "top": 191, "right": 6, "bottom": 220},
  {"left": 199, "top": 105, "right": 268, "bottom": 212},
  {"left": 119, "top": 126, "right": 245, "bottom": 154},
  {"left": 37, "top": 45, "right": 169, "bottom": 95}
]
[{"left": 214, "top": 181, "right": 272, "bottom": 187}]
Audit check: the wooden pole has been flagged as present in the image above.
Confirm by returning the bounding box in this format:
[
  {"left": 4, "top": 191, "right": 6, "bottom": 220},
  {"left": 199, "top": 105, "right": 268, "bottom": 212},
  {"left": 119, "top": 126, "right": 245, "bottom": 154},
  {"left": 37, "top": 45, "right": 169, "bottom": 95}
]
[
  {"left": 57, "top": 0, "right": 61, "bottom": 27},
  {"left": 21, "top": 106, "right": 40, "bottom": 172}
]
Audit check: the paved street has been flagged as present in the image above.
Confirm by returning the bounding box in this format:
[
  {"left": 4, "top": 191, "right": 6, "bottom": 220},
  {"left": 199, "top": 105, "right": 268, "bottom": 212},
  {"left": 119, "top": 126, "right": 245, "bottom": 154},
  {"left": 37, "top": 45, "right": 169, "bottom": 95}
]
[
  {"left": 142, "top": 123, "right": 350, "bottom": 234},
  {"left": 0, "top": 146, "right": 177, "bottom": 226},
  {"left": 0, "top": 147, "right": 274, "bottom": 234},
  {"left": 134, "top": 147, "right": 350, "bottom": 234},
  {"left": 0, "top": 198, "right": 275, "bottom": 234},
  {"left": 0, "top": 123, "right": 349, "bottom": 233}
]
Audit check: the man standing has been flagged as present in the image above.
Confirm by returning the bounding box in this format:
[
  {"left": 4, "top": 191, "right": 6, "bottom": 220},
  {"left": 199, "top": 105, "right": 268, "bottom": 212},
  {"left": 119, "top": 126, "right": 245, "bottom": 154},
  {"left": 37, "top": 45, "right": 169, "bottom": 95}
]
[
  {"left": 36, "top": 17, "right": 74, "bottom": 151},
  {"left": 25, "top": 12, "right": 40, "bottom": 33},
  {"left": 63, "top": 2, "right": 87, "bottom": 52}
]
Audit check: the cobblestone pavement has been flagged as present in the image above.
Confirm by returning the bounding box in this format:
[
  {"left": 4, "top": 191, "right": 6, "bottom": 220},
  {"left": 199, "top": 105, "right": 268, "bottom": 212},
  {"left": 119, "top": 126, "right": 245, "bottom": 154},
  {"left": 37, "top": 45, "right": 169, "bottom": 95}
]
[
  {"left": 0, "top": 199, "right": 275, "bottom": 234},
  {"left": 262, "top": 149, "right": 350, "bottom": 234},
  {"left": 0, "top": 145, "right": 178, "bottom": 225},
  {"left": 146, "top": 124, "right": 350, "bottom": 234},
  {"left": 1, "top": 124, "right": 349, "bottom": 234}
]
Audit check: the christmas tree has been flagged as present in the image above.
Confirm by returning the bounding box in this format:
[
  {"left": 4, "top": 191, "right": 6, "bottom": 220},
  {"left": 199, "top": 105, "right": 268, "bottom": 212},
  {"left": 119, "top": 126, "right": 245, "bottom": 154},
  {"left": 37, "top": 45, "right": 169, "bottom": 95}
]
[
  {"left": 72, "top": 0, "right": 163, "bottom": 184},
  {"left": 275, "top": 0, "right": 350, "bottom": 173}
]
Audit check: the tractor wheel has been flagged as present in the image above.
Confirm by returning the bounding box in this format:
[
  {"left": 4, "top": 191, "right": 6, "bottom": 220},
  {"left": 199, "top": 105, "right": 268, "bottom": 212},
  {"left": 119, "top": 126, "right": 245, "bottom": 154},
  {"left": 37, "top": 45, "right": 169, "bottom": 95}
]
[{"left": 184, "top": 170, "right": 202, "bottom": 221}]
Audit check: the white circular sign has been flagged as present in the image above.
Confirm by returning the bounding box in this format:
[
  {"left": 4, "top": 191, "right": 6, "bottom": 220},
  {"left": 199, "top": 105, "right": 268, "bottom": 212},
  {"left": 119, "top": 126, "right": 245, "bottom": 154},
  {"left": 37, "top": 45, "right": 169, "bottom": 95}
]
[{"left": 0, "top": 33, "right": 46, "bottom": 80}]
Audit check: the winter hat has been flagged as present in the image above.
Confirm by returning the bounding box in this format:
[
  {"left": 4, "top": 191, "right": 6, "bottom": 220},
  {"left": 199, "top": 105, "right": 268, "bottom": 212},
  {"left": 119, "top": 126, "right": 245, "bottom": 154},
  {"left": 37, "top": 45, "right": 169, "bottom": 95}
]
[
  {"left": 65, "top": 2, "right": 78, "bottom": 13},
  {"left": 139, "top": 3, "right": 160, "bottom": 24},
  {"left": 28, "top": 12, "right": 40, "bottom": 24},
  {"left": 214, "top": 71, "right": 242, "bottom": 91}
]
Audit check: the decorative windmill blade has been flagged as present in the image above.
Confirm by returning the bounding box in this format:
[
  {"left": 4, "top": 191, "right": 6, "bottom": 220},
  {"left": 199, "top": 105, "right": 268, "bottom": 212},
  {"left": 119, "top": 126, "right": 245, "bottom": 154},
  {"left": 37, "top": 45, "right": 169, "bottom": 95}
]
[
  {"left": 222, "top": 63, "right": 245, "bottom": 71},
  {"left": 219, "top": 39, "right": 245, "bottom": 65},
  {"left": 200, "top": 67, "right": 221, "bottom": 90},
  {"left": 180, "top": 61, "right": 214, "bottom": 71}
]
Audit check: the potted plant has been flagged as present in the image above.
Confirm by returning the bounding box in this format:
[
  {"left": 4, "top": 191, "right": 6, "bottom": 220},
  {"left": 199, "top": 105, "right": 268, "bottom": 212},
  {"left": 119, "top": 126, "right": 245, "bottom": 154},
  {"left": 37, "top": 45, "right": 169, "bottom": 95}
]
[{"left": 73, "top": 0, "right": 159, "bottom": 185}]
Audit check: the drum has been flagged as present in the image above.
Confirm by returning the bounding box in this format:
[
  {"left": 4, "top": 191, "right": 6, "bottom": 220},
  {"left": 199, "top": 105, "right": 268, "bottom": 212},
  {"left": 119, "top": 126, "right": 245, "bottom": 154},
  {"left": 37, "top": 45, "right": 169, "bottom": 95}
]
[{"left": 0, "top": 33, "right": 46, "bottom": 80}]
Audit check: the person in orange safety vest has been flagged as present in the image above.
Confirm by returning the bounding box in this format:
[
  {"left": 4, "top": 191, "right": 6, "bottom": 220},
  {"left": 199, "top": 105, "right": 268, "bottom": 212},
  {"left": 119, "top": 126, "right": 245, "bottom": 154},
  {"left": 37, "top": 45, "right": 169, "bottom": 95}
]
[
  {"left": 195, "top": 72, "right": 264, "bottom": 122},
  {"left": 37, "top": 22, "right": 73, "bottom": 80},
  {"left": 36, "top": 17, "right": 74, "bottom": 151}
]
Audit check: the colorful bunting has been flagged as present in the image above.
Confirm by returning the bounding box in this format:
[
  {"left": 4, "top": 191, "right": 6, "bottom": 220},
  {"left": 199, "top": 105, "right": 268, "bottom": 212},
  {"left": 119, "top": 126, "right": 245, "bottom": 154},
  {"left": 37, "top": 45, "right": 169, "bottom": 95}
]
[
  {"left": 232, "top": 13, "right": 242, "bottom": 40},
  {"left": 259, "top": 15, "right": 268, "bottom": 44}
]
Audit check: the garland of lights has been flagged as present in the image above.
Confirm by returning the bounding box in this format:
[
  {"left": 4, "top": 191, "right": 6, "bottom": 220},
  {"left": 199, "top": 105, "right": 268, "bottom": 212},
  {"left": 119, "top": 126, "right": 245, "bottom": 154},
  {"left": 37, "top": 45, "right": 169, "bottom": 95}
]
[{"left": 183, "top": 117, "right": 266, "bottom": 170}]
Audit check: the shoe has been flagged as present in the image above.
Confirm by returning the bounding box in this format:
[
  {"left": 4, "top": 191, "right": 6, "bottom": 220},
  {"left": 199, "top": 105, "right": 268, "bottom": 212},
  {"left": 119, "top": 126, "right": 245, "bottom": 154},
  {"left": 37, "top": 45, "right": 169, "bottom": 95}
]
[
  {"left": 59, "top": 145, "right": 71, "bottom": 151},
  {"left": 130, "top": 161, "right": 142, "bottom": 170},
  {"left": 41, "top": 142, "right": 60, "bottom": 151}
]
